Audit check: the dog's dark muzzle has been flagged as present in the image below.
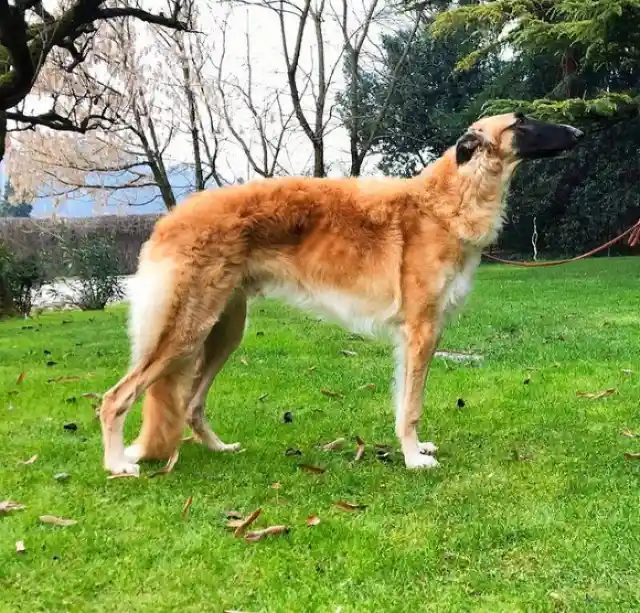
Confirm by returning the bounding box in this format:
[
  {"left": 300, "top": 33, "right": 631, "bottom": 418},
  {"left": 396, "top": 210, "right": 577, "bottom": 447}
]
[{"left": 515, "top": 120, "right": 584, "bottom": 160}]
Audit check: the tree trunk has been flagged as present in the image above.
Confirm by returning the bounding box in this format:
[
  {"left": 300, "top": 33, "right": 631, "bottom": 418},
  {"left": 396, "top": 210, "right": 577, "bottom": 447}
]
[
  {"left": 0, "top": 269, "right": 14, "bottom": 317},
  {"left": 0, "top": 280, "right": 14, "bottom": 318},
  {"left": 0, "top": 111, "right": 6, "bottom": 166},
  {"left": 0, "top": 111, "right": 12, "bottom": 317},
  {"left": 177, "top": 38, "right": 205, "bottom": 191},
  {"left": 348, "top": 50, "right": 361, "bottom": 177},
  {"left": 313, "top": 140, "right": 325, "bottom": 178}
]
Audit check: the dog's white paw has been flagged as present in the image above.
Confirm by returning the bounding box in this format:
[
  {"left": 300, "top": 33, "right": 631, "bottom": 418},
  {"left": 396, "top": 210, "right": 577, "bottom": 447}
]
[
  {"left": 204, "top": 439, "right": 242, "bottom": 452},
  {"left": 105, "top": 458, "right": 140, "bottom": 477},
  {"left": 418, "top": 441, "right": 438, "bottom": 455},
  {"left": 405, "top": 453, "right": 440, "bottom": 470},
  {"left": 124, "top": 443, "right": 144, "bottom": 463},
  {"left": 216, "top": 442, "right": 242, "bottom": 453}
]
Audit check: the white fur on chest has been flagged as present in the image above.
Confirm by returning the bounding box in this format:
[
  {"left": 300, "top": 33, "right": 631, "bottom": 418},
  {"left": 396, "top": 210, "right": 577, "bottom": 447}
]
[
  {"left": 443, "top": 252, "right": 481, "bottom": 315},
  {"left": 259, "top": 280, "right": 400, "bottom": 337}
]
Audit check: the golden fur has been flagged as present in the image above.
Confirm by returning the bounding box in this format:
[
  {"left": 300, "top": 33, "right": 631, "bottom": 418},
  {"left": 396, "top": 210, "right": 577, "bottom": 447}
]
[{"left": 99, "top": 113, "right": 547, "bottom": 474}]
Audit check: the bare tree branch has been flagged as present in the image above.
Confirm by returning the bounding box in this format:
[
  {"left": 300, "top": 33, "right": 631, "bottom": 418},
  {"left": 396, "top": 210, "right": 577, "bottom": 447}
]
[
  {"left": 349, "top": 5, "right": 425, "bottom": 175},
  {"left": 0, "top": 0, "right": 191, "bottom": 149}
]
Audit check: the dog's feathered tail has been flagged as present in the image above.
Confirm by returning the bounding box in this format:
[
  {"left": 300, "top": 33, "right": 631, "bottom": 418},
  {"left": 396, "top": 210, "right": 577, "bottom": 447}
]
[
  {"left": 127, "top": 242, "right": 177, "bottom": 366},
  {"left": 126, "top": 242, "right": 190, "bottom": 460}
]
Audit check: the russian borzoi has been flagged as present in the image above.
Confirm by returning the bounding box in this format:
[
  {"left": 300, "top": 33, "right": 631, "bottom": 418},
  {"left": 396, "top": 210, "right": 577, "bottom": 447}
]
[{"left": 99, "top": 112, "right": 583, "bottom": 476}]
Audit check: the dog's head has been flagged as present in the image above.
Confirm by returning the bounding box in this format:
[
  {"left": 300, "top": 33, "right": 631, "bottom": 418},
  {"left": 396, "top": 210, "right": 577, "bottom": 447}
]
[{"left": 455, "top": 112, "right": 583, "bottom": 165}]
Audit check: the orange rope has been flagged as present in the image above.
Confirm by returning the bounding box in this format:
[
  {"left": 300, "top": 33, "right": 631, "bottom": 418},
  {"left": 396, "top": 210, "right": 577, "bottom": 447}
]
[{"left": 482, "top": 219, "right": 640, "bottom": 268}]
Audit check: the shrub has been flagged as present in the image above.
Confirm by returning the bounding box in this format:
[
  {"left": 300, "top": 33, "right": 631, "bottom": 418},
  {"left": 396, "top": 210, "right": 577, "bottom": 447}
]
[
  {"left": 60, "top": 235, "right": 125, "bottom": 311},
  {"left": 0, "top": 241, "right": 49, "bottom": 317}
]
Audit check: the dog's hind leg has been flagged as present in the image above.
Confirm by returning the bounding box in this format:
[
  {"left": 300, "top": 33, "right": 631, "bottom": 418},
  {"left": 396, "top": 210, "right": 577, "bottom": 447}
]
[
  {"left": 186, "top": 290, "right": 247, "bottom": 452},
  {"left": 100, "top": 357, "right": 188, "bottom": 475},
  {"left": 394, "top": 319, "right": 441, "bottom": 470},
  {"left": 101, "top": 254, "right": 243, "bottom": 474},
  {"left": 123, "top": 361, "right": 197, "bottom": 463}
]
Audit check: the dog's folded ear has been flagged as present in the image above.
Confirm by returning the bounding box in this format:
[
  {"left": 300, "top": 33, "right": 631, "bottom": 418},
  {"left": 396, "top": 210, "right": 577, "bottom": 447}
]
[{"left": 455, "top": 130, "right": 484, "bottom": 165}]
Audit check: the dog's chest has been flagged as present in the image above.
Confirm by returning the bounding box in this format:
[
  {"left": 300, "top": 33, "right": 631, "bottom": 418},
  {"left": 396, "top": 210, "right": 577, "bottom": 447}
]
[{"left": 443, "top": 252, "right": 481, "bottom": 314}]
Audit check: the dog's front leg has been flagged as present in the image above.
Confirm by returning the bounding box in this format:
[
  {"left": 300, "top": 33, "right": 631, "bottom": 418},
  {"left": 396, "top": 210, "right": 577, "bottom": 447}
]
[{"left": 394, "top": 320, "right": 440, "bottom": 469}]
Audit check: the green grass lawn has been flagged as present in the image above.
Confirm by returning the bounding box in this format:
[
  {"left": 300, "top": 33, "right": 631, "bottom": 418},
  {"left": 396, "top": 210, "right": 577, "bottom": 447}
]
[{"left": 1, "top": 258, "right": 640, "bottom": 613}]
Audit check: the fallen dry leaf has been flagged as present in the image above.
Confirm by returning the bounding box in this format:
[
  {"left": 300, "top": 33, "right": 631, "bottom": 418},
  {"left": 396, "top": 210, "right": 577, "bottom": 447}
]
[
  {"left": 149, "top": 450, "right": 179, "bottom": 478},
  {"left": 0, "top": 501, "right": 26, "bottom": 515},
  {"left": 226, "top": 519, "right": 246, "bottom": 530},
  {"left": 48, "top": 376, "right": 82, "bottom": 383},
  {"left": 321, "top": 388, "right": 343, "bottom": 398},
  {"left": 354, "top": 436, "right": 366, "bottom": 462},
  {"left": 54, "top": 472, "right": 70, "bottom": 482},
  {"left": 16, "top": 371, "right": 26, "bottom": 385},
  {"left": 271, "top": 482, "right": 282, "bottom": 489},
  {"left": 39, "top": 515, "right": 78, "bottom": 527},
  {"left": 621, "top": 429, "right": 638, "bottom": 438},
  {"left": 244, "top": 525, "right": 289, "bottom": 542},
  {"left": 234, "top": 508, "right": 262, "bottom": 538},
  {"left": 622, "top": 369, "right": 634, "bottom": 375},
  {"left": 225, "top": 510, "right": 243, "bottom": 520},
  {"left": 284, "top": 447, "right": 302, "bottom": 456},
  {"left": 341, "top": 349, "right": 358, "bottom": 357},
  {"left": 334, "top": 501, "right": 368, "bottom": 512},
  {"left": 15, "top": 540, "right": 26, "bottom": 554},
  {"left": 20, "top": 454, "right": 38, "bottom": 465},
  {"left": 358, "top": 383, "right": 376, "bottom": 391},
  {"left": 299, "top": 463, "right": 326, "bottom": 474},
  {"left": 240, "top": 357, "right": 249, "bottom": 366},
  {"left": 322, "top": 437, "right": 346, "bottom": 451},
  {"left": 306, "top": 515, "right": 321, "bottom": 527},
  {"left": 107, "top": 472, "right": 139, "bottom": 480},
  {"left": 258, "top": 393, "right": 269, "bottom": 402},
  {"left": 181, "top": 496, "right": 193, "bottom": 520},
  {"left": 307, "top": 366, "right": 317, "bottom": 374},
  {"left": 576, "top": 388, "right": 617, "bottom": 399},
  {"left": 81, "top": 392, "right": 102, "bottom": 400},
  {"left": 624, "top": 452, "right": 640, "bottom": 460}
]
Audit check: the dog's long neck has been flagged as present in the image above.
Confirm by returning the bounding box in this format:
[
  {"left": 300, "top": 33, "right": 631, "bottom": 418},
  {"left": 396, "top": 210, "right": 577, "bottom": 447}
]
[{"left": 417, "top": 147, "right": 518, "bottom": 248}]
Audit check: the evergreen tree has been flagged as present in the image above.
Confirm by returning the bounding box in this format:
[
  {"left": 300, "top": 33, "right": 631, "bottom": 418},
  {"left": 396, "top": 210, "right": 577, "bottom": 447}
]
[
  {"left": 432, "top": 0, "right": 640, "bottom": 122},
  {"left": 0, "top": 179, "right": 32, "bottom": 218}
]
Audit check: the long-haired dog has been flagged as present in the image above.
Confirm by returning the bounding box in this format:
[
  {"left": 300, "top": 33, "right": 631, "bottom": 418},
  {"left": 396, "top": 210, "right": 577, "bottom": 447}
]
[{"left": 99, "top": 112, "right": 583, "bottom": 475}]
